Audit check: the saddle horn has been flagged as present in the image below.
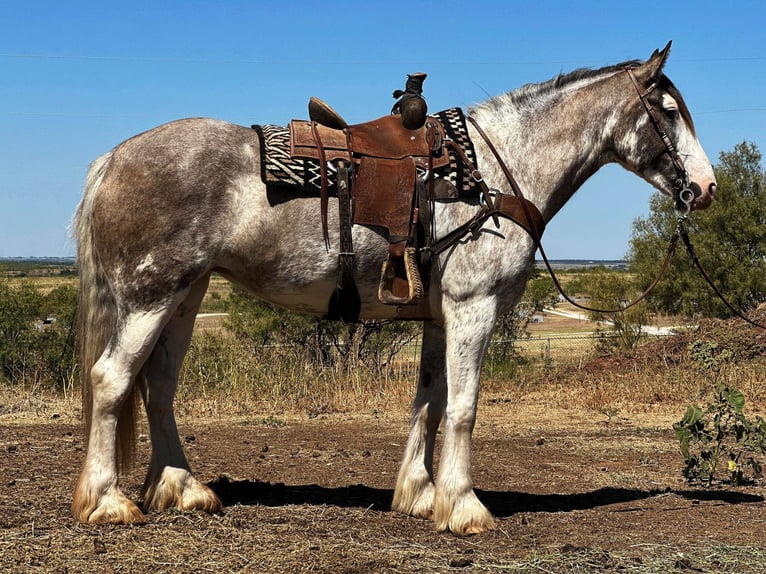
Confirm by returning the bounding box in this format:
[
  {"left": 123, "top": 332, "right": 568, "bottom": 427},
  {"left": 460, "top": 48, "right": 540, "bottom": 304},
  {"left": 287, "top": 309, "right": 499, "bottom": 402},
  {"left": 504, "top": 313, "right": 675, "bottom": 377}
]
[{"left": 392, "top": 72, "right": 428, "bottom": 130}]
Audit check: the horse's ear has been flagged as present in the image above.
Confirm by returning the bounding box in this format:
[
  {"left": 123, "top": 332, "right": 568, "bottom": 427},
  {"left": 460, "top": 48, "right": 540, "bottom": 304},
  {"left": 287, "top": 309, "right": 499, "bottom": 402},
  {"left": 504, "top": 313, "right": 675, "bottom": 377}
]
[{"left": 635, "top": 41, "right": 672, "bottom": 84}]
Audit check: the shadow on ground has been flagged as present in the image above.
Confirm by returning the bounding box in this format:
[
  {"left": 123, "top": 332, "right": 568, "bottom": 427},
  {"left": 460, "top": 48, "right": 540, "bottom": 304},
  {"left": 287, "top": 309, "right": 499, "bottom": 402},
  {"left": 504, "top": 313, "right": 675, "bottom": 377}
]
[{"left": 210, "top": 476, "right": 763, "bottom": 516}]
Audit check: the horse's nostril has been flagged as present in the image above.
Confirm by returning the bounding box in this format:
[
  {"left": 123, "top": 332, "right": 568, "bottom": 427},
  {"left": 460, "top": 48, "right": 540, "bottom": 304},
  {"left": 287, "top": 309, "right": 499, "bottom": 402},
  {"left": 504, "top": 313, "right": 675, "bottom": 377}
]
[{"left": 709, "top": 182, "right": 717, "bottom": 196}]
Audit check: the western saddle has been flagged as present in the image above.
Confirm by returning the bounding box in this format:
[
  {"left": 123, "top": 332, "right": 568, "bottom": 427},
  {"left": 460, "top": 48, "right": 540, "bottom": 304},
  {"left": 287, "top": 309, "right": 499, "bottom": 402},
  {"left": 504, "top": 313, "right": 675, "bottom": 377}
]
[
  {"left": 287, "top": 73, "right": 546, "bottom": 323},
  {"left": 289, "top": 73, "right": 447, "bottom": 321}
]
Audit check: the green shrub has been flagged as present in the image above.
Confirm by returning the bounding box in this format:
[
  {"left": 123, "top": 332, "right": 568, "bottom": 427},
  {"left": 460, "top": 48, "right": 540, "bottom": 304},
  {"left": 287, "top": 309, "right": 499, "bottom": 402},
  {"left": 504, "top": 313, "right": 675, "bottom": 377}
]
[
  {"left": 674, "top": 339, "right": 766, "bottom": 486},
  {"left": 0, "top": 282, "right": 78, "bottom": 393}
]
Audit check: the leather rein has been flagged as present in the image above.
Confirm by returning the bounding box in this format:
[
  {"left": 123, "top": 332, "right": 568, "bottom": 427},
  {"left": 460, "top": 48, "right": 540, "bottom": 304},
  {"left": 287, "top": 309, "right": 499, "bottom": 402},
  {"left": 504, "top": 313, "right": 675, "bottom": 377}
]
[{"left": 431, "top": 67, "right": 765, "bottom": 328}]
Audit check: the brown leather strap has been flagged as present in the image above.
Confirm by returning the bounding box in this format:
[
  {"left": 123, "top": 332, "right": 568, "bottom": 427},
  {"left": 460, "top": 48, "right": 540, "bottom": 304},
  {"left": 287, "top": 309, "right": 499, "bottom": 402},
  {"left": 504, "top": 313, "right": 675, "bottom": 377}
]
[
  {"left": 427, "top": 195, "right": 546, "bottom": 257},
  {"left": 625, "top": 68, "right": 688, "bottom": 180},
  {"left": 466, "top": 116, "right": 538, "bottom": 238},
  {"left": 546, "top": 228, "right": 679, "bottom": 315},
  {"left": 327, "top": 161, "right": 362, "bottom": 322},
  {"left": 336, "top": 162, "right": 354, "bottom": 284},
  {"left": 624, "top": 67, "right": 699, "bottom": 215},
  {"left": 310, "top": 120, "right": 331, "bottom": 249}
]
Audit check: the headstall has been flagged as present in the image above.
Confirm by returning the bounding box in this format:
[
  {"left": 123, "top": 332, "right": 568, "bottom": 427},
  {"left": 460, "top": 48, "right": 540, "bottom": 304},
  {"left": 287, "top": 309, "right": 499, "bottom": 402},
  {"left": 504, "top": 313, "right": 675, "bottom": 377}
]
[{"left": 624, "top": 66, "right": 700, "bottom": 216}]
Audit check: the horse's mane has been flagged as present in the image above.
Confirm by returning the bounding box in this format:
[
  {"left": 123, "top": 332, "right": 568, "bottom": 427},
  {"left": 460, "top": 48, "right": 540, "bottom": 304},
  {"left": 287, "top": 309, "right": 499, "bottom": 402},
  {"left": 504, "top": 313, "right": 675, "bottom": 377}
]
[
  {"left": 469, "top": 58, "right": 695, "bottom": 134},
  {"left": 471, "top": 60, "right": 641, "bottom": 116}
]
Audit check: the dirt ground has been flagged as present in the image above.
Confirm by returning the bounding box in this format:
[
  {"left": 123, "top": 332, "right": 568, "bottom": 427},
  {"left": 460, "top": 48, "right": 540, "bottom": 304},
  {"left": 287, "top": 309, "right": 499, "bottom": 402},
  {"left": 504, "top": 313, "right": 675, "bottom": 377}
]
[{"left": 3, "top": 399, "right": 766, "bottom": 574}]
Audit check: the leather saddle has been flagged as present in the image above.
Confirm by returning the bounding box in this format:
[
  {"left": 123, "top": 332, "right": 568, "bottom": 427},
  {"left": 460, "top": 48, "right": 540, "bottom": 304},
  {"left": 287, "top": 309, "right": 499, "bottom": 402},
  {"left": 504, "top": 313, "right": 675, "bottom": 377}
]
[{"left": 289, "top": 95, "right": 450, "bottom": 320}]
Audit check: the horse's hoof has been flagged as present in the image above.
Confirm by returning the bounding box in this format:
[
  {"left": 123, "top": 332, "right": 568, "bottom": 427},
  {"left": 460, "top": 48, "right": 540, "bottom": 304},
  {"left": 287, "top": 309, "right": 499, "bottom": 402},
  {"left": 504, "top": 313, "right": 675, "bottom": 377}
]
[
  {"left": 74, "top": 496, "right": 146, "bottom": 524},
  {"left": 143, "top": 467, "right": 223, "bottom": 514}
]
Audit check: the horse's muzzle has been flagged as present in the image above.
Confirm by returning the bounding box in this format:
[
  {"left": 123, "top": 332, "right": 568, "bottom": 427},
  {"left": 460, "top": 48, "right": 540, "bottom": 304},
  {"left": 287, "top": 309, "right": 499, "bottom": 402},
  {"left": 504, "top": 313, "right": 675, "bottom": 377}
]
[{"left": 691, "top": 180, "right": 716, "bottom": 210}]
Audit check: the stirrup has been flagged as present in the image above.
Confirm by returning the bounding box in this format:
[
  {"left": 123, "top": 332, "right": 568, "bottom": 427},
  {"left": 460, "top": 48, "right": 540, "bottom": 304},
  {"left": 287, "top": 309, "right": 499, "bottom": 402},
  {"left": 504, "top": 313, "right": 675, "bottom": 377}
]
[
  {"left": 308, "top": 97, "right": 348, "bottom": 130},
  {"left": 378, "top": 247, "right": 424, "bottom": 306}
]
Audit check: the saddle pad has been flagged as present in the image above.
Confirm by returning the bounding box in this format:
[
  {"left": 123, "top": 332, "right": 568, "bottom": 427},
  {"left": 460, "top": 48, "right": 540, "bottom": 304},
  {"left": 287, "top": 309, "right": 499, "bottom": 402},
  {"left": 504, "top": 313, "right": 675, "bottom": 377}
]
[
  {"left": 252, "top": 107, "right": 481, "bottom": 198},
  {"left": 431, "top": 107, "right": 482, "bottom": 198},
  {"left": 253, "top": 123, "right": 335, "bottom": 193}
]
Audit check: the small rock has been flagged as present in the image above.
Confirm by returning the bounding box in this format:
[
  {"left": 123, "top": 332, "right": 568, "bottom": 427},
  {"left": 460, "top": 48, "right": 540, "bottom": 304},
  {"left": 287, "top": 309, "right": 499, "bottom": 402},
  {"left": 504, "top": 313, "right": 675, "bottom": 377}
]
[
  {"left": 674, "top": 557, "right": 703, "bottom": 572},
  {"left": 184, "top": 435, "right": 196, "bottom": 444},
  {"left": 6, "top": 443, "right": 18, "bottom": 453},
  {"left": 93, "top": 540, "right": 107, "bottom": 555},
  {"left": 449, "top": 557, "right": 474, "bottom": 568}
]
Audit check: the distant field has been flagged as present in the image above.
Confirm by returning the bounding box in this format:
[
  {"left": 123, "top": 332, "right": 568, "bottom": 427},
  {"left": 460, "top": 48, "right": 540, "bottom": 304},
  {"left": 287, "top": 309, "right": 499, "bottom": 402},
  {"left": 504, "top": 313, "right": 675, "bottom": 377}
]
[{"left": 2, "top": 259, "right": 645, "bottom": 339}]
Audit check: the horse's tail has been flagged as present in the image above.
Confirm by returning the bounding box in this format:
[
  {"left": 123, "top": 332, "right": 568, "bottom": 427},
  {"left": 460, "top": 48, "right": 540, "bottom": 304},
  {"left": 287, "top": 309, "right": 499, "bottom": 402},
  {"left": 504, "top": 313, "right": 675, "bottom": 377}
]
[{"left": 74, "top": 151, "right": 139, "bottom": 472}]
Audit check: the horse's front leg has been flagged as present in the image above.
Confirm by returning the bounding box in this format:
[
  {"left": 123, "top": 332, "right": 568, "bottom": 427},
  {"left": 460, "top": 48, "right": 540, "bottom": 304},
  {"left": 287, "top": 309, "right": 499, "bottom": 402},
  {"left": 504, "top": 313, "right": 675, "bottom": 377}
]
[
  {"left": 392, "top": 321, "right": 447, "bottom": 519},
  {"left": 433, "top": 297, "right": 497, "bottom": 535}
]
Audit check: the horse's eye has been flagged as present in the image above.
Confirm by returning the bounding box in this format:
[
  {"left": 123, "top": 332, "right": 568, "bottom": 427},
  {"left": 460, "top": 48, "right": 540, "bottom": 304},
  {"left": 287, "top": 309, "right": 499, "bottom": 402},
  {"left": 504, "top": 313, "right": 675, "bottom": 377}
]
[{"left": 661, "top": 94, "right": 679, "bottom": 120}]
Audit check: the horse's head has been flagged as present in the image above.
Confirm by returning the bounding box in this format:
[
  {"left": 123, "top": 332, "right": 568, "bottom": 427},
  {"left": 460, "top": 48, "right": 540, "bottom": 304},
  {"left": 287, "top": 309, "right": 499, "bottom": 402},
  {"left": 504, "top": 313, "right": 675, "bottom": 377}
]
[{"left": 617, "top": 41, "right": 716, "bottom": 213}]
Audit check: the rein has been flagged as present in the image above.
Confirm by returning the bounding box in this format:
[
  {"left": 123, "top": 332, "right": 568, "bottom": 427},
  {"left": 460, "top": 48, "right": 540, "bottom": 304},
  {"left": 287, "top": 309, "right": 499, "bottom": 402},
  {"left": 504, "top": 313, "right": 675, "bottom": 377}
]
[{"left": 677, "top": 220, "right": 766, "bottom": 330}]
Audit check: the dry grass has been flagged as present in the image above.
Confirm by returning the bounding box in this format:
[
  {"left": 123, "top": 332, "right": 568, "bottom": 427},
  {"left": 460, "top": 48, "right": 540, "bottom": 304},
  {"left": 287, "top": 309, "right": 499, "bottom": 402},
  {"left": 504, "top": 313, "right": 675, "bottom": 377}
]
[
  {"left": 5, "top": 300, "right": 764, "bottom": 427},
  {"left": 173, "top": 331, "right": 420, "bottom": 418},
  {"left": 3, "top": 307, "right": 766, "bottom": 574}
]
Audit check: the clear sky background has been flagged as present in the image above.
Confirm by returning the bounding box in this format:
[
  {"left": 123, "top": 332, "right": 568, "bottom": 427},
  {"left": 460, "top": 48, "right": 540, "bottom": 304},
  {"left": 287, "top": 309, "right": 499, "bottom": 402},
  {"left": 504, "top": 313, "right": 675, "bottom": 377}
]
[{"left": 1, "top": 0, "right": 764, "bottom": 259}]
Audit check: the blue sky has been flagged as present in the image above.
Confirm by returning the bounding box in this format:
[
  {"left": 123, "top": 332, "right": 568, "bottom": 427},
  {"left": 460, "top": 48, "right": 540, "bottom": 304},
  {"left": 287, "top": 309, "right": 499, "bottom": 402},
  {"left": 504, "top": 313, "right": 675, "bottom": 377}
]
[{"left": 1, "top": 0, "right": 764, "bottom": 258}]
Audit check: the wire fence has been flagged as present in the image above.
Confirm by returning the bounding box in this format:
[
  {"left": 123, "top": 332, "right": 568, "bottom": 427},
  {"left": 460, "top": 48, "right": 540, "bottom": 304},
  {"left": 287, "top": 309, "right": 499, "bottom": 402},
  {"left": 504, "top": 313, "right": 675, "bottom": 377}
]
[
  {"left": 390, "top": 332, "right": 675, "bottom": 373},
  {"left": 509, "top": 333, "right": 671, "bottom": 368}
]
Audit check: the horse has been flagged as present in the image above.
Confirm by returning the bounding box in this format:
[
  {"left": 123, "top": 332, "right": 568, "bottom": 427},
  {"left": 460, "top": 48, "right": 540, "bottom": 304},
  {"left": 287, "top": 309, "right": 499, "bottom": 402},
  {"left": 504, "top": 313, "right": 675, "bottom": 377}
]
[{"left": 71, "top": 42, "right": 716, "bottom": 534}]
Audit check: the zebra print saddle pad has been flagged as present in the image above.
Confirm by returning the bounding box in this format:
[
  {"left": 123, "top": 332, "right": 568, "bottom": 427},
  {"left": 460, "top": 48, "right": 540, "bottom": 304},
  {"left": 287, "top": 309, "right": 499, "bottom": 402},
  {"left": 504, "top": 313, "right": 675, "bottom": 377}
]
[{"left": 252, "top": 107, "right": 481, "bottom": 198}]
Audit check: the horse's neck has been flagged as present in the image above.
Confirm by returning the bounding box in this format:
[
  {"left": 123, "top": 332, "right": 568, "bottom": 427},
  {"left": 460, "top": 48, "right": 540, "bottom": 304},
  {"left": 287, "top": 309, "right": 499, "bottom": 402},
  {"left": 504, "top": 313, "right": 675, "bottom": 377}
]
[{"left": 469, "top": 79, "right": 624, "bottom": 222}]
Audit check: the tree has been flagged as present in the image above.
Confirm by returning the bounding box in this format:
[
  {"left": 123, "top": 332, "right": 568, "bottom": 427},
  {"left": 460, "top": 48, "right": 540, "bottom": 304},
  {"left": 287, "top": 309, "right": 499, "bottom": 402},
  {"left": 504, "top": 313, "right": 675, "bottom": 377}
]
[
  {"left": 524, "top": 272, "right": 559, "bottom": 313},
  {"left": 629, "top": 141, "right": 766, "bottom": 318},
  {"left": 0, "top": 282, "right": 77, "bottom": 390}
]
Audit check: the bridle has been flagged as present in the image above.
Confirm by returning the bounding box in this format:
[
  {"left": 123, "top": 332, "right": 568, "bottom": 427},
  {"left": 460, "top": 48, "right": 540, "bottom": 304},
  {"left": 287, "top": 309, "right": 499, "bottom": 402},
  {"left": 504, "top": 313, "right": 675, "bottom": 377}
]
[
  {"left": 623, "top": 67, "right": 764, "bottom": 328},
  {"left": 624, "top": 66, "right": 700, "bottom": 217},
  {"left": 456, "top": 66, "right": 696, "bottom": 315}
]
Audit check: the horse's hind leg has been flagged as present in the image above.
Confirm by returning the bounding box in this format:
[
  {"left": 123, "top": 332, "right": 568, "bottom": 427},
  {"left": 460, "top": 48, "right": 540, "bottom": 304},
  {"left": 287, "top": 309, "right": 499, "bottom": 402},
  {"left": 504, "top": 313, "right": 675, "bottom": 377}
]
[
  {"left": 139, "top": 274, "right": 222, "bottom": 514},
  {"left": 73, "top": 304, "right": 176, "bottom": 524},
  {"left": 392, "top": 322, "right": 447, "bottom": 519}
]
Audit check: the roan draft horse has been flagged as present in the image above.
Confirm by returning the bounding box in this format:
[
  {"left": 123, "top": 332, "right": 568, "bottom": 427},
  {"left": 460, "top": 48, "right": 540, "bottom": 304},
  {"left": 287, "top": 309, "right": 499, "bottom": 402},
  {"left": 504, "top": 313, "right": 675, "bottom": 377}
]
[{"left": 72, "top": 43, "right": 716, "bottom": 534}]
